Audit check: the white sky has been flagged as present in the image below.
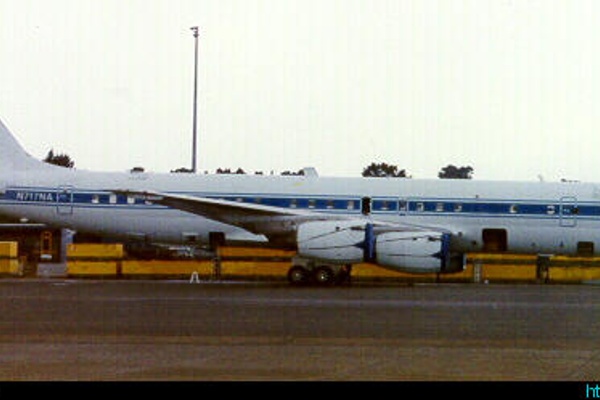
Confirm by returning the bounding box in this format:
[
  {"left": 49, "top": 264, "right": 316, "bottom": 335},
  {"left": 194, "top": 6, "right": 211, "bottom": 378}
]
[{"left": 1, "top": 0, "right": 600, "bottom": 181}]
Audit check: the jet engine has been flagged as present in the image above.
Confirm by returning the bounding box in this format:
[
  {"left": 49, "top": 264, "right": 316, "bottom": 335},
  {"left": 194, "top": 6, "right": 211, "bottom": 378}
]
[
  {"left": 297, "top": 220, "right": 462, "bottom": 273},
  {"left": 297, "top": 220, "right": 365, "bottom": 264},
  {"left": 375, "top": 231, "right": 452, "bottom": 273}
]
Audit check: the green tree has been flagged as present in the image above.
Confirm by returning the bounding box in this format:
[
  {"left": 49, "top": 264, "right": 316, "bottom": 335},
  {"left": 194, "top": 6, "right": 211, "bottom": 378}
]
[
  {"left": 171, "top": 167, "right": 194, "bottom": 173},
  {"left": 438, "top": 164, "right": 474, "bottom": 179},
  {"left": 362, "top": 162, "right": 409, "bottom": 178},
  {"left": 281, "top": 169, "right": 305, "bottom": 176},
  {"left": 43, "top": 149, "right": 74, "bottom": 168},
  {"left": 216, "top": 167, "right": 246, "bottom": 175}
]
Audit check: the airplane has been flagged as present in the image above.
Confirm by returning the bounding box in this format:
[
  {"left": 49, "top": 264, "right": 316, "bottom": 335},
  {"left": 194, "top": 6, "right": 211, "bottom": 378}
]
[{"left": 1, "top": 116, "right": 599, "bottom": 285}]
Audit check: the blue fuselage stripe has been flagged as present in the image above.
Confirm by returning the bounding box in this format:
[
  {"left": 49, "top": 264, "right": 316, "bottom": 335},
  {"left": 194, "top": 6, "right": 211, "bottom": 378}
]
[{"left": 0, "top": 187, "right": 596, "bottom": 219}]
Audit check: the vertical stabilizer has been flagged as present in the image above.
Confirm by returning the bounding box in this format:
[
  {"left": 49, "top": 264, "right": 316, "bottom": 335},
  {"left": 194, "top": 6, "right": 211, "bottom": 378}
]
[{"left": 0, "top": 118, "right": 52, "bottom": 171}]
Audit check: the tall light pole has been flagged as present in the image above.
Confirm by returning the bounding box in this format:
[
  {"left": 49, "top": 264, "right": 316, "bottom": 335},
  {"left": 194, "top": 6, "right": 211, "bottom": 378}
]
[{"left": 190, "top": 26, "right": 199, "bottom": 173}]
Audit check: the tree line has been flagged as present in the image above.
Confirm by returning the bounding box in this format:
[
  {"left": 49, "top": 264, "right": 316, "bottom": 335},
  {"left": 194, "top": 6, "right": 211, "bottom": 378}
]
[
  {"left": 361, "top": 163, "right": 474, "bottom": 179},
  {"left": 43, "top": 151, "right": 474, "bottom": 179}
]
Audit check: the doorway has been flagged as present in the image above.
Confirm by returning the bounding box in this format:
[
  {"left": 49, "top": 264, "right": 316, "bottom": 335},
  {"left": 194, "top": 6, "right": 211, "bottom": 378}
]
[{"left": 361, "top": 197, "right": 371, "bottom": 215}]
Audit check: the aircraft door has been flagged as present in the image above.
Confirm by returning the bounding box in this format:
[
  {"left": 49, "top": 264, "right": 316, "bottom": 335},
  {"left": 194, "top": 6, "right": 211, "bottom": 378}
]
[
  {"left": 559, "top": 196, "right": 577, "bottom": 227},
  {"left": 56, "top": 186, "right": 74, "bottom": 215},
  {"left": 361, "top": 197, "right": 372, "bottom": 216}
]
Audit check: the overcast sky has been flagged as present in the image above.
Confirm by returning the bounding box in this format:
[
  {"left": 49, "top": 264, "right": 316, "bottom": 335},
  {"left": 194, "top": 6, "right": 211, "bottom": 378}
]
[{"left": 1, "top": 0, "right": 600, "bottom": 181}]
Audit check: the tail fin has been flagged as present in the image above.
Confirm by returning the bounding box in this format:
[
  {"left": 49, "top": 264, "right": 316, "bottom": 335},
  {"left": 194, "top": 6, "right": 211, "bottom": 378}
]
[{"left": 0, "top": 118, "right": 54, "bottom": 171}]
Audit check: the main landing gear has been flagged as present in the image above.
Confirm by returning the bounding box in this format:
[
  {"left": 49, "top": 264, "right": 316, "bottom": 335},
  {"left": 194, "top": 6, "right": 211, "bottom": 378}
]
[{"left": 286, "top": 257, "right": 353, "bottom": 286}]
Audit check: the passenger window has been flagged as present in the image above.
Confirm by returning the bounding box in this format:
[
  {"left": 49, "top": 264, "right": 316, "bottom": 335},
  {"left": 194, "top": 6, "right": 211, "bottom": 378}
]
[
  {"left": 454, "top": 203, "right": 463, "bottom": 212},
  {"left": 416, "top": 203, "right": 424, "bottom": 212},
  {"left": 436, "top": 202, "right": 444, "bottom": 212},
  {"left": 399, "top": 201, "right": 408, "bottom": 212}
]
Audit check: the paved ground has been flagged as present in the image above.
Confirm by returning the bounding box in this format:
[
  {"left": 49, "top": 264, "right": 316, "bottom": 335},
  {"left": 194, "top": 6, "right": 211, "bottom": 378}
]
[{"left": 0, "top": 279, "right": 598, "bottom": 381}]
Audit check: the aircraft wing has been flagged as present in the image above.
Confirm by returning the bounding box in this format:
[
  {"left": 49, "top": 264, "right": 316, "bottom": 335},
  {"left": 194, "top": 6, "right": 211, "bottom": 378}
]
[
  {"left": 115, "top": 190, "right": 459, "bottom": 273},
  {"left": 115, "top": 190, "right": 433, "bottom": 241},
  {"left": 115, "top": 190, "right": 349, "bottom": 246}
]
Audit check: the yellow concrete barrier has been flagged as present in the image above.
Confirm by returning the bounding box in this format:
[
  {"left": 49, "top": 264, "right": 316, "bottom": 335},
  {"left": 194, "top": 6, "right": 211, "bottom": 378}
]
[
  {"left": 67, "top": 261, "right": 118, "bottom": 276},
  {"left": 352, "top": 263, "right": 438, "bottom": 281},
  {"left": 465, "top": 253, "right": 539, "bottom": 283},
  {"left": 0, "top": 242, "right": 18, "bottom": 258},
  {"left": 215, "top": 246, "right": 294, "bottom": 279},
  {"left": 550, "top": 255, "right": 600, "bottom": 268},
  {"left": 220, "top": 261, "right": 289, "bottom": 278},
  {"left": 0, "top": 242, "right": 22, "bottom": 276},
  {"left": 57, "top": 243, "right": 600, "bottom": 284},
  {"left": 479, "top": 264, "right": 538, "bottom": 282},
  {"left": 67, "top": 243, "right": 124, "bottom": 259},
  {"left": 548, "top": 266, "right": 600, "bottom": 283},
  {"left": 353, "top": 263, "right": 475, "bottom": 283},
  {"left": 67, "top": 243, "right": 124, "bottom": 277},
  {"left": 122, "top": 260, "right": 214, "bottom": 277}
]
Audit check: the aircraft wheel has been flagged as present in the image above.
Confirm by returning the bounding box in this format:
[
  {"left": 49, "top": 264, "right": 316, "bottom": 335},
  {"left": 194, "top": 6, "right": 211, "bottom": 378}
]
[
  {"left": 287, "top": 265, "right": 311, "bottom": 286},
  {"left": 313, "top": 266, "right": 336, "bottom": 286}
]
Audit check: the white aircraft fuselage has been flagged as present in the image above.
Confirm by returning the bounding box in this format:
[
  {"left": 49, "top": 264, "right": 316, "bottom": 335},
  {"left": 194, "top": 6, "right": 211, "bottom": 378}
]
[
  {"left": 1, "top": 166, "right": 596, "bottom": 254},
  {"left": 1, "top": 118, "right": 599, "bottom": 283}
]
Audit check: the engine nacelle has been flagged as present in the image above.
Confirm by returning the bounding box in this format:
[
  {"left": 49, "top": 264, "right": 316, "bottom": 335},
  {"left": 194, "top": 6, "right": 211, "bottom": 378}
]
[
  {"left": 297, "top": 220, "right": 365, "bottom": 264},
  {"left": 297, "top": 220, "right": 463, "bottom": 273},
  {"left": 375, "top": 231, "right": 451, "bottom": 273}
]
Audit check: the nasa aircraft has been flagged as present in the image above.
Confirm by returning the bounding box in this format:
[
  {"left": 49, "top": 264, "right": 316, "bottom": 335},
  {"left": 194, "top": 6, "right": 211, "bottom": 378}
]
[{"left": 0, "top": 117, "right": 598, "bottom": 284}]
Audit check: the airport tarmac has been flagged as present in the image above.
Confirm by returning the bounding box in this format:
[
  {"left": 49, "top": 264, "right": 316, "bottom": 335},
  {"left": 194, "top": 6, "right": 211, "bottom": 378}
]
[{"left": 0, "top": 279, "right": 598, "bottom": 381}]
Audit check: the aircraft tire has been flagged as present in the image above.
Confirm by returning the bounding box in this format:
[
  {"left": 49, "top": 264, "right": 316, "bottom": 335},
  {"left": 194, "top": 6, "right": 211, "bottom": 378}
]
[
  {"left": 313, "top": 266, "right": 336, "bottom": 286},
  {"left": 287, "top": 265, "right": 311, "bottom": 286}
]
